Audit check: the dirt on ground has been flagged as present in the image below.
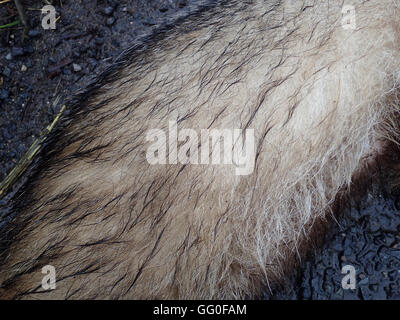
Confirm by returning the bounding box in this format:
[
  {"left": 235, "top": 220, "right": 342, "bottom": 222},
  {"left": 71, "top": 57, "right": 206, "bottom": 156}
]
[{"left": 0, "top": 0, "right": 399, "bottom": 299}]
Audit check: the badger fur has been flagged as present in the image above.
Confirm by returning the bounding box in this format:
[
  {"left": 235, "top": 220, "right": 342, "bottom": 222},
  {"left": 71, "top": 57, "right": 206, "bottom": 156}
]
[{"left": 0, "top": 0, "right": 400, "bottom": 299}]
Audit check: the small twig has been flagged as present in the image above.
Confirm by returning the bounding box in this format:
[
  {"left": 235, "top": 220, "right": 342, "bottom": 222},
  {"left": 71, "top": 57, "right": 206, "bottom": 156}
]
[
  {"left": 0, "top": 98, "right": 66, "bottom": 199},
  {"left": 0, "top": 19, "right": 19, "bottom": 29},
  {"left": 0, "top": 0, "right": 12, "bottom": 5},
  {"left": 13, "top": 0, "right": 28, "bottom": 27}
]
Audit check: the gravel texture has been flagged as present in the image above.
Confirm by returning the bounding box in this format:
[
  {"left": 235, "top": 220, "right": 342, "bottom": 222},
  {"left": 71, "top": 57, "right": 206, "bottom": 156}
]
[{"left": 0, "top": 0, "right": 399, "bottom": 299}]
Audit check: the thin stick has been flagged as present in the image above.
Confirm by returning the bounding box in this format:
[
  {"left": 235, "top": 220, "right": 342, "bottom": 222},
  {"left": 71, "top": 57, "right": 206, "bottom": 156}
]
[
  {"left": 0, "top": 19, "right": 19, "bottom": 29},
  {"left": 0, "top": 98, "right": 66, "bottom": 198},
  {"left": 13, "top": 0, "right": 28, "bottom": 27}
]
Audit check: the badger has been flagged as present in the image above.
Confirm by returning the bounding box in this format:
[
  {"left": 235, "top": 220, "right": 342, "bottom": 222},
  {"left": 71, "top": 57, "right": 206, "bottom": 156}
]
[{"left": 0, "top": 0, "right": 400, "bottom": 299}]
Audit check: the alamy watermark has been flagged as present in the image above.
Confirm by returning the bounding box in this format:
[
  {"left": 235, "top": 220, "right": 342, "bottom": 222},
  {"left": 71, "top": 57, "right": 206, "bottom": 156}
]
[
  {"left": 41, "top": 265, "right": 56, "bottom": 290},
  {"left": 145, "top": 113, "right": 256, "bottom": 176},
  {"left": 41, "top": 5, "right": 57, "bottom": 30},
  {"left": 341, "top": 264, "right": 356, "bottom": 290},
  {"left": 342, "top": 5, "right": 356, "bottom": 30}
]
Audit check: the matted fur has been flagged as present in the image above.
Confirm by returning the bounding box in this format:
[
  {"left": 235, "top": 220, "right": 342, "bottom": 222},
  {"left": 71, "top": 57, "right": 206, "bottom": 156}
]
[{"left": 1, "top": 0, "right": 400, "bottom": 299}]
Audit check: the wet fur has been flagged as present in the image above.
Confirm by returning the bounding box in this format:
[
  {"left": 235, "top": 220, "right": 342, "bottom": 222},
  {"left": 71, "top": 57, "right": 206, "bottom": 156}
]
[{"left": 1, "top": 0, "right": 400, "bottom": 299}]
